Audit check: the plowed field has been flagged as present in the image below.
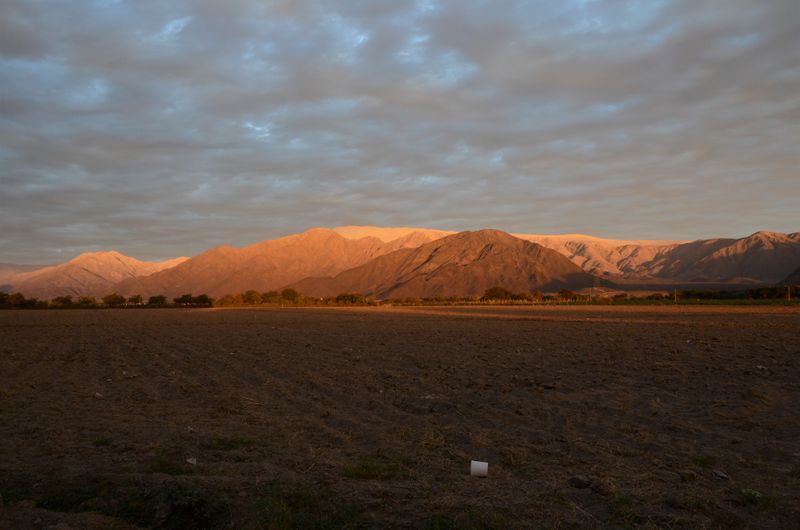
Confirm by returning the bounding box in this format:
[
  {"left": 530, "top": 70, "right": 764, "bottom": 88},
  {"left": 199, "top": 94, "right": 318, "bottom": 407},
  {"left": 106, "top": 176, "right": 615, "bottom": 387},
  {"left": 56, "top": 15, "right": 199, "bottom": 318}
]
[{"left": 1, "top": 306, "right": 798, "bottom": 528}]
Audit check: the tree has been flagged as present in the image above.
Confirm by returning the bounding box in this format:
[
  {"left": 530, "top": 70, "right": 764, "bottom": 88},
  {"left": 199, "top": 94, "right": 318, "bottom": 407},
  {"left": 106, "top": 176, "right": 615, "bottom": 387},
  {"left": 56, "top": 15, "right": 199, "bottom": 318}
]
[
  {"left": 102, "top": 293, "right": 126, "bottom": 307},
  {"left": 77, "top": 296, "right": 97, "bottom": 307},
  {"left": 6, "top": 293, "right": 28, "bottom": 308},
  {"left": 50, "top": 295, "right": 74, "bottom": 308},
  {"left": 482, "top": 286, "right": 513, "bottom": 301},
  {"left": 147, "top": 295, "right": 167, "bottom": 306},
  {"left": 174, "top": 294, "right": 194, "bottom": 306},
  {"left": 242, "top": 290, "right": 261, "bottom": 305},
  {"left": 191, "top": 294, "right": 213, "bottom": 307},
  {"left": 261, "top": 291, "right": 280, "bottom": 303},
  {"left": 127, "top": 294, "right": 143, "bottom": 305},
  {"left": 280, "top": 288, "right": 300, "bottom": 302}
]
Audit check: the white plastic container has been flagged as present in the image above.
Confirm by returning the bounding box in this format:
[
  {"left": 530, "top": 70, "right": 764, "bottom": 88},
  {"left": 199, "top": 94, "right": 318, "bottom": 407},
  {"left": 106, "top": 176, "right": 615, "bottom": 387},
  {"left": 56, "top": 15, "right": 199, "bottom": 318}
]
[{"left": 470, "top": 460, "right": 488, "bottom": 477}]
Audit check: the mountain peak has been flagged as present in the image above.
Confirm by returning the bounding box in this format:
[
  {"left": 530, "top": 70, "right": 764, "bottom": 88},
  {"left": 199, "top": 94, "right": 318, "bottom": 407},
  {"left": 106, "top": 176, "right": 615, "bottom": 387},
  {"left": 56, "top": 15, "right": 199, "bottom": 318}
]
[
  {"left": 454, "top": 228, "right": 517, "bottom": 240},
  {"left": 745, "top": 230, "right": 787, "bottom": 241},
  {"left": 6, "top": 250, "right": 188, "bottom": 298}
]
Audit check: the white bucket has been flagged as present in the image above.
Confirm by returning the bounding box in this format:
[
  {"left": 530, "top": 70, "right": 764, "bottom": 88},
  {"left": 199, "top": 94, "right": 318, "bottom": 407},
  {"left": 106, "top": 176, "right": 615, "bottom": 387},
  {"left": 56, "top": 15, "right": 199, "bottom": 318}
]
[{"left": 470, "top": 460, "right": 488, "bottom": 477}]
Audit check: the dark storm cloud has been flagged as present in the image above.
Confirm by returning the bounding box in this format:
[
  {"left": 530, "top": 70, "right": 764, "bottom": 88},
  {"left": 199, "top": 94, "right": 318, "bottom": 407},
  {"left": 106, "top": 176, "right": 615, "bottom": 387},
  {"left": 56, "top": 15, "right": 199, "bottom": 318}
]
[{"left": 1, "top": 0, "right": 798, "bottom": 263}]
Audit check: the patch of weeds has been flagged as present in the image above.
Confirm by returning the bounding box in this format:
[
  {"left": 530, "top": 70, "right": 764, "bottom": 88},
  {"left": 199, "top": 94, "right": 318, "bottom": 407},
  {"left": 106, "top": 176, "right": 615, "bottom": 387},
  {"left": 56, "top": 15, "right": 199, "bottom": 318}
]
[
  {"left": 343, "top": 456, "right": 410, "bottom": 480},
  {"left": 739, "top": 488, "right": 763, "bottom": 505},
  {"left": 255, "top": 481, "right": 361, "bottom": 529},
  {"left": 691, "top": 455, "right": 717, "bottom": 468},
  {"left": 735, "top": 488, "right": 775, "bottom": 510},
  {"left": 147, "top": 446, "right": 193, "bottom": 475},
  {"left": 93, "top": 436, "right": 112, "bottom": 447},
  {"left": 199, "top": 436, "right": 257, "bottom": 451}
]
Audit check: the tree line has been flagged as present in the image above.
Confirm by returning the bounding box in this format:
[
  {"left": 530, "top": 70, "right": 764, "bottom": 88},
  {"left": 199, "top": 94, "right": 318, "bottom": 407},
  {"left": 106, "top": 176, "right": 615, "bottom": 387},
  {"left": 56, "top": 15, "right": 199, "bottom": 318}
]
[
  {"left": 215, "top": 289, "right": 374, "bottom": 306},
  {"left": 0, "top": 292, "right": 213, "bottom": 309},
  {"left": 0, "top": 284, "right": 796, "bottom": 309}
]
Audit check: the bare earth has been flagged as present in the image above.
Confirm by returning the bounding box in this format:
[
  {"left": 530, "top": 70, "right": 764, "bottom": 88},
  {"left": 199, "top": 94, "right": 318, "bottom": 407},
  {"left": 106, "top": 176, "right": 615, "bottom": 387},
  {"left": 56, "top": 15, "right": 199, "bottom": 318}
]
[{"left": 0, "top": 306, "right": 798, "bottom": 528}]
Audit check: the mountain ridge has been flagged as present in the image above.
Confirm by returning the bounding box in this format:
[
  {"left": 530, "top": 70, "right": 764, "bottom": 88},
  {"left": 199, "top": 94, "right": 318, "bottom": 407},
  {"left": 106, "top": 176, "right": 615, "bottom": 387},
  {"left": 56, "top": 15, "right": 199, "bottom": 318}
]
[
  {"left": 112, "top": 228, "right": 445, "bottom": 298},
  {"left": 291, "top": 229, "right": 606, "bottom": 298},
  {"left": 2, "top": 226, "right": 798, "bottom": 298}
]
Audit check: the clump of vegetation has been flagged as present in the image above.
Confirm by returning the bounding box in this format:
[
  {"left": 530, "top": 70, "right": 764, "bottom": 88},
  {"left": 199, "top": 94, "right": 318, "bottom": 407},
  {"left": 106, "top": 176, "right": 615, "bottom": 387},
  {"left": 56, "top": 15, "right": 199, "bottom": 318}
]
[{"left": 737, "top": 488, "right": 774, "bottom": 509}]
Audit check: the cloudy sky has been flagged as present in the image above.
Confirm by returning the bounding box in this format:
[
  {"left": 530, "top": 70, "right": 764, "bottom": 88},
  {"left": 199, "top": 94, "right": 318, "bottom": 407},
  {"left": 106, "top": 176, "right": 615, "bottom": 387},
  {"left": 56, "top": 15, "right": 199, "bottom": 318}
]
[{"left": 1, "top": 0, "right": 798, "bottom": 263}]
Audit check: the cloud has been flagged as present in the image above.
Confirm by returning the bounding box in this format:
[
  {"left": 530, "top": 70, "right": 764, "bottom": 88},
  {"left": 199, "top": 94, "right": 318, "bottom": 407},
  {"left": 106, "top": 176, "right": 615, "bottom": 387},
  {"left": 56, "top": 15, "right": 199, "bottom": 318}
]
[{"left": 0, "top": 0, "right": 798, "bottom": 263}]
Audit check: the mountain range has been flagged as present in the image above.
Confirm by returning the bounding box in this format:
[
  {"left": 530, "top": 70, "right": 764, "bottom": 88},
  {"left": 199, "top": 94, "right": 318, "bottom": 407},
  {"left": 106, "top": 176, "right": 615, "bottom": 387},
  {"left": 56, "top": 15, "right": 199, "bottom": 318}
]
[{"left": 1, "top": 226, "right": 798, "bottom": 299}]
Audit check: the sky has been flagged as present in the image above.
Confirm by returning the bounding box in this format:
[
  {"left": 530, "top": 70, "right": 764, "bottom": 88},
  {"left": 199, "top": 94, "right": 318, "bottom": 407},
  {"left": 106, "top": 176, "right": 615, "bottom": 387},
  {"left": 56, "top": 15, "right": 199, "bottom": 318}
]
[{"left": 1, "top": 0, "right": 798, "bottom": 263}]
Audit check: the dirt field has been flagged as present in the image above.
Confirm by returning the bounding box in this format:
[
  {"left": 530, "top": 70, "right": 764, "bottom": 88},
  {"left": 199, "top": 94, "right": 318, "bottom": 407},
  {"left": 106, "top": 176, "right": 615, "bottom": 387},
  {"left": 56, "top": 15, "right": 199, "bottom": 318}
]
[{"left": 1, "top": 306, "right": 798, "bottom": 528}]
